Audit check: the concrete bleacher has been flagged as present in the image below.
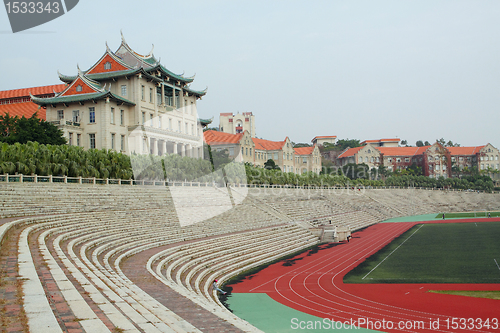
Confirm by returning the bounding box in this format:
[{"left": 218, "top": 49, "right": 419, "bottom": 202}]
[{"left": 1, "top": 182, "right": 500, "bottom": 332}]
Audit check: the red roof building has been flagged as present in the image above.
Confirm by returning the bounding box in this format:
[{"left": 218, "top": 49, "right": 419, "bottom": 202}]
[{"left": 0, "top": 84, "right": 66, "bottom": 120}]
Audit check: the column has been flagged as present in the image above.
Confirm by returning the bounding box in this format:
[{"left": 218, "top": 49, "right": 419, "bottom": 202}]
[
  {"left": 173, "top": 142, "right": 178, "bottom": 155},
  {"left": 152, "top": 138, "right": 158, "bottom": 155},
  {"left": 180, "top": 143, "right": 185, "bottom": 157},
  {"left": 163, "top": 141, "right": 167, "bottom": 156},
  {"left": 172, "top": 87, "right": 176, "bottom": 109},
  {"left": 161, "top": 83, "right": 165, "bottom": 105}
]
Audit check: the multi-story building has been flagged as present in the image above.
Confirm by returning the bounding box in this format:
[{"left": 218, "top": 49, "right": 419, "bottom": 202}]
[
  {"left": 219, "top": 112, "right": 255, "bottom": 137},
  {"left": 31, "top": 34, "right": 210, "bottom": 157},
  {"left": 203, "top": 130, "right": 254, "bottom": 164},
  {"left": 294, "top": 146, "right": 322, "bottom": 174},
  {"left": 360, "top": 138, "right": 400, "bottom": 147},
  {"left": 338, "top": 142, "right": 499, "bottom": 179},
  {"left": 311, "top": 135, "right": 337, "bottom": 146},
  {"left": 203, "top": 131, "right": 321, "bottom": 174}
]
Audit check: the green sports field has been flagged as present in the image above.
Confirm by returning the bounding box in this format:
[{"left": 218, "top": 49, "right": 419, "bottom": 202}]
[
  {"left": 437, "top": 212, "right": 500, "bottom": 219},
  {"left": 344, "top": 222, "right": 500, "bottom": 284}
]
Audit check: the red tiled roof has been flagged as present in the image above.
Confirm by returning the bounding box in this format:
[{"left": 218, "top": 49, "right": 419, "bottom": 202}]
[
  {"left": 294, "top": 146, "right": 315, "bottom": 155},
  {"left": 219, "top": 112, "right": 233, "bottom": 116},
  {"left": 447, "top": 146, "right": 485, "bottom": 156},
  {"left": 0, "top": 102, "right": 46, "bottom": 120},
  {"left": 204, "top": 130, "right": 243, "bottom": 145},
  {"left": 0, "top": 84, "right": 66, "bottom": 100},
  {"left": 313, "top": 135, "right": 337, "bottom": 140},
  {"left": 253, "top": 137, "right": 285, "bottom": 151},
  {"left": 338, "top": 146, "right": 363, "bottom": 158},
  {"left": 378, "top": 146, "right": 429, "bottom": 157}
]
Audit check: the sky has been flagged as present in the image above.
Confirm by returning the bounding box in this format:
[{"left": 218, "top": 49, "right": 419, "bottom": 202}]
[{"left": 1, "top": 0, "right": 499, "bottom": 147}]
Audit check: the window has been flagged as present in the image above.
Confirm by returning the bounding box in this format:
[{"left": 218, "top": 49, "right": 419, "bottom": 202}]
[
  {"left": 388, "top": 158, "right": 392, "bottom": 163},
  {"left": 178, "top": 121, "right": 181, "bottom": 132},
  {"left": 246, "top": 147, "right": 248, "bottom": 156},
  {"left": 57, "top": 110, "right": 64, "bottom": 120},
  {"left": 405, "top": 157, "right": 410, "bottom": 162},
  {"left": 76, "top": 134, "right": 80, "bottom": 147},
  {"left": 120, "top": 110, "right": 124, "bottom": 125},
  {"left": 104, "top": 62, "right": 111, "bottom": 70},
  {"left": 142, "top": 112, "right": 145, "bottom": 124},
  {"left": 89, "top": 134, "right": 96, "bottom": 149},
  {"left": 191, "top": 124, "right": 194, "bottom": 135},
  {"left": 150, "top": 114, "right": 153, "bottom": 126},
  {"left": 111, "top": 108, "right": 115, "bottom": 124},
  {"left": 185, "top": 123, "right": 188, "bottom": 134},
  {"left": 150, "top": 88, "right": 153, "bottom": 103},
  {"left": 72, "top": 110, "right": 79, "bottom": 123},
  {"left": 169, "top": 118, "right": 172, "bottom": 130},
  {"left": 111, "top": 133, "right": 115, "bottom": 150},
  {"left": 159, "top": 116, "right": 162, "bottom": 129},
  {"left": 141, "top": 85, "right": 145, "bottom": 100},
  {"left": 121, "top": 135, "right": 125, "bottom": 151},
  {"left": 250, "top": 148, "right": 252, "bottom": 156},
  {"left": 302, "top": 157, "right": 307, "bottom": 164},
  {"left": 451, "top": 157, "right": 456, "bottom": 162},
  {"left": 68, "top": 132, "right": 73, "bottom": 145},
  {"left": 428, "top": 156, "right": 433, "bottom": 161},
  {"left": 121, "top": 85, "right": 127, "bottom": 96},
  {"left": 459, "top": 157, "right": 463, "bottom": 162},
  {"left": 89, "top": 107, "right": 95, "bottom": 123},
  {"left": 365, "top": 157, "right": 368, "bottom": 163},
  {"left": 76, "top": 85, "right": 82, "bottom": 92},
  {"left": 396, "top": 158, "right": 401, "bottom": 163}
]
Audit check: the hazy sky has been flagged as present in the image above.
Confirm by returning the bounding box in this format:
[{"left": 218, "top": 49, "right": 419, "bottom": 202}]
[{"left": 1, "top": 0, "right": 499, "bottom": 147}]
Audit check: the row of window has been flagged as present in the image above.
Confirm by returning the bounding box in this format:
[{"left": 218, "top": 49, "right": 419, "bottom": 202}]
[
  {"left": 68, "top": 132, "right": 125, "bottom": 151},
  {"left": 141, "top": 112, "right": 198, "bottom": 136},
  {"left": 481, "top": 164, "right": 500, "bottom": 170},
  {"left": 58, "top": 108, "right": 126, "bottom": 125}
]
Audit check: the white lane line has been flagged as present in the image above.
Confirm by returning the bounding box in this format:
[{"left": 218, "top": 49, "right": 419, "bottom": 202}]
[
  {"left": 362, "top": 224, "right": 424, "bottom": 280},
  {"left": 494, "top": 259, "right": 500, "bottom": 271}
]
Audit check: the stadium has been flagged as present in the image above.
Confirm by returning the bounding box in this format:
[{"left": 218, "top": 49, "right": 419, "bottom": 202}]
[{"left": 1, "top": 177, "right": 499, "bottom": 333}]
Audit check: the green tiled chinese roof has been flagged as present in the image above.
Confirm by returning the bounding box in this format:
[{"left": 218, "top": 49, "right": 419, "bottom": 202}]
[
  {"left": 31, "top": 91, "right": 136, "bottom": 106},
  {"left": 184, "top": 86, "right": 207, "bottom": 97},
  {"left": 198, "top": 117, "right": 213, "bottom": 126},
  {"left": 59, "top": 68, "right": 161, "bottom": 84}
]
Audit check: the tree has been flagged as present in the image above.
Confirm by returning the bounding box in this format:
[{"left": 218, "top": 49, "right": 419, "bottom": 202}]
[
  {"left": 416, "top": 140, "right": 424, "bottom": 147},
  {"left": 292, "top": 142, "right": 311, "bottom": 148},
  {"left": 264, "top": 159, "right": 280, "bottom": 170},
  {"left": 336, "top": 139, "right": 361, "bottom": 151},
  {"left": 401, "top": 140, "right": 408, "bottom": 146},
  {"left": 203, "top": 127, "right": 219, "bottom": 132},
  {"left": 424, "top": 141, "right": 431, "bottom": 146},
  {"left": 0, "top": 112, "right": 66, "bottom": 145}
]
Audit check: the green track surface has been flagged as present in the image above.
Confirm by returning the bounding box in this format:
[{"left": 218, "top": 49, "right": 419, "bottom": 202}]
[
  {"left": 344, "top": 222, "right": 500, "bottom": 284},
  {"left": 436, "top": 212, "right": 500, "bottom": 219},
  {"left": 229, "top": 293, "right": 375, "bottom": 332}
]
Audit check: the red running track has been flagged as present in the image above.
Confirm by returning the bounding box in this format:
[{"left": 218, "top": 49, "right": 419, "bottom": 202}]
[{"left": 231, "top": 219, "right": 500, "bottom": 332}]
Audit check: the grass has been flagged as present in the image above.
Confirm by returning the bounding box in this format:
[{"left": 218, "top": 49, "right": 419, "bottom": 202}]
[
  {"left": 436, "top": 212, "right": 500, "bottom": 219},
  {"left": 428, "top": 290, "right": 500, "bottom": 300},
  {"left": 344, "top": 222, "right": 500, "bottom": 284}
]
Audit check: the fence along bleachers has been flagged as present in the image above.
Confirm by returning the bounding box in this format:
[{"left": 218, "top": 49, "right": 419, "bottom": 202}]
[{"left": 1, "top": 182, "right": 500, "bottom": 332}]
